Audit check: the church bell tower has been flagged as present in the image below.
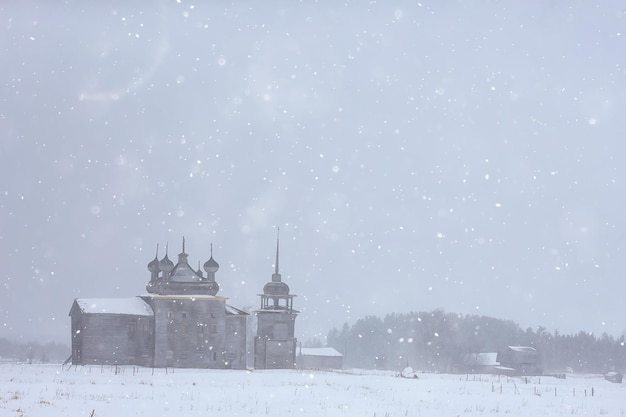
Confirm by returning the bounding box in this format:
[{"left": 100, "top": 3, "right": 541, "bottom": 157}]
[{"left": 254, "top": 229, "right": 298, "bottom": 369}]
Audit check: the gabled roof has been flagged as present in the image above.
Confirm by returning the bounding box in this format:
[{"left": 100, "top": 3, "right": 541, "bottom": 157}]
[
  {"left": 508, "top": 346, "right": 536, "bottom": 352},
  {"left": 298, "top": 347, "right": 343, "bottom": 357},
  {"left": 71, "top": 297, "right": 154, "bottom": 317},
  {"left": 225, "top": 304, "right": 249, "bottom": 316}
]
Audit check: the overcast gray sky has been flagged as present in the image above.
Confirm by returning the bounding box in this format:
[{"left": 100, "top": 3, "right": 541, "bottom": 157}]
[{"left": 1, "top": 1, "right": 625, "bottom": 345}]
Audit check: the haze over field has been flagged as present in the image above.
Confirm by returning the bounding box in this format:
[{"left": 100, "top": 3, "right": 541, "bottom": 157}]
[{"left": 1, "top": 1, "right": 626, "bottom": 345}]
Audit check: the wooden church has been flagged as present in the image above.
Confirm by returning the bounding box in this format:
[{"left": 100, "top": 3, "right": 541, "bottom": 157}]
[{"left": 69, "top": 235, "right": 298, "bottom": 369}]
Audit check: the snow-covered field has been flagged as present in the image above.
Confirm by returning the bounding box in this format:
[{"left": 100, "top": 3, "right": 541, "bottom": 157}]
[{"left": 1, "top": 364, "right": 624, "bottom": 417}]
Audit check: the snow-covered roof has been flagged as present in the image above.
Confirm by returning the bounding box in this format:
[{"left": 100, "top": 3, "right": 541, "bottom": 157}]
[
  {"left": 141, "top": 294, "right": 227, "bottom": 301},
  {"left": 225, "top": 304, "right": 249, "bottom": 316},
  {"left": 74, "top": 298, "right": 153, "bottom": 316},
  {"left": 493, "top": 365, "right": 516, "bottom": 371},
  {"left": 508, "top": 346, "right": 536, "bottom": 352},
  {"left": 298, "top": 347, "right": 343, "bottom": 357}
]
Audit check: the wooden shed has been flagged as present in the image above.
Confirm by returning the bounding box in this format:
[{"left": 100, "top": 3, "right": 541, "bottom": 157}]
[{"left": 497, "top": 346, "right": 542, "bottom": 375}]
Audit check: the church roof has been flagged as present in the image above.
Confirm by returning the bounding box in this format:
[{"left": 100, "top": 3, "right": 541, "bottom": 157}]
[
  {"left": 225, "top": 304, "right": 249, "bottom": 316},
  {"left": 72, "top": 297, "right": 154, "bottom": 316},
  {"left": 169, "top": 261, "right": 203, "bottom": 282},
  {"left": 142, "top": 294, "right": 228, "bottom": 301}
]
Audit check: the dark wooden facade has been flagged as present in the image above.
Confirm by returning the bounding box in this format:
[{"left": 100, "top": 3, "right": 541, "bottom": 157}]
[
  {"left": 225, "top": 305, "right": 249, "bottom": 369},
  {"left": 69, "top": 298, "right": 154, "bottom": 366},
  {"left": 254, "top": 312, "right": 298, "bottom": 369},
  {"left": 146, "top": 294, "right": 246, "bottom": 368}
]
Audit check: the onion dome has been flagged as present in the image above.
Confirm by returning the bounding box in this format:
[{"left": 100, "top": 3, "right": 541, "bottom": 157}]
[
  {"left": 203, "top": 257, "right": 219, "bottom": 273},
  {"left": 148, "top": 257, "right": 160, "bottom": 273},
  {"left": 159, "top": 254, "right": 174, "bottom": 272},
  {"left": 203, "top": 243, "right": 220, "bottom": 274},
  {"left": 159, "top": 243, "right": 174, "bottom": 273},
  {"left": 147, "top": 244, "right": 161, "bottom": 273}
]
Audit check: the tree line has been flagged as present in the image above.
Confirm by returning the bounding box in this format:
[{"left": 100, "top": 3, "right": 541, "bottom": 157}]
[
  {"left": 323, "top": 310, "right": 626, "bottom": 373},
  {"left": 0, "top": 338, "right": 69, "bottom": 364}
]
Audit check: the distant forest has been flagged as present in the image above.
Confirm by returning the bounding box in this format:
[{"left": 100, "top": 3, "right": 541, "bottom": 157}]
[
  {"left": 321, "top": 310, "right": 626, "bottom": 374},
  {"left": 0, "top": 338, "right": 69, "bottom": 364}
]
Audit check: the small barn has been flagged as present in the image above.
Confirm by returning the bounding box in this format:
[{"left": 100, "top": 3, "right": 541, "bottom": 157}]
[
  {"left": 497, "top": 346, "right": 542, "bottom": 375},
  {"left": 296, "top": 347, "right": 343, "bottom": 370}
]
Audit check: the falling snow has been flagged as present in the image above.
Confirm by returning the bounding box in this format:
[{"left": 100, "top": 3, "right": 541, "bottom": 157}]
[{"left": 1, "top": 1, "right": 625, "bottom": 352}]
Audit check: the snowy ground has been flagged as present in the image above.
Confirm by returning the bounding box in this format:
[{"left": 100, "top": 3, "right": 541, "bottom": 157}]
[{"left": 1, "top": 364, "right": 624, "bottom": 417}]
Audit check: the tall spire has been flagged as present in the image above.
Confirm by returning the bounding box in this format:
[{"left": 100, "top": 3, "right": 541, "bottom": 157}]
[
  {"left": 272, "top": 227, "right": 282, "bottom": 282},
  {"left": 178, "top": 236, "right": 189, "bottom": 264},
  {"left": 275, "top": 227, "right": 280, "bottom": 274}
]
